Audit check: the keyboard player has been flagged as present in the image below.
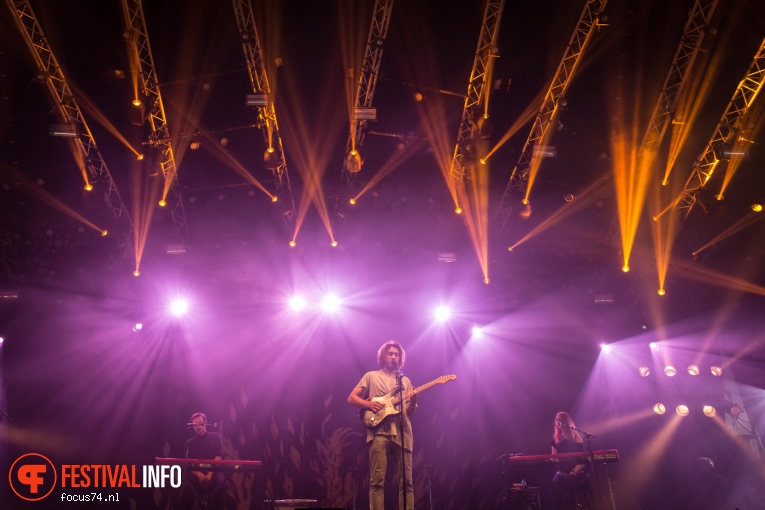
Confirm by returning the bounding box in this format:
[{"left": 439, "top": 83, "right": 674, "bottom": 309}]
[
  {"left": 181, "top": 412, "right": 226, "bottom": 510},
  {"left": 550, "top": 412, "right": 593, "bottom": 510}
]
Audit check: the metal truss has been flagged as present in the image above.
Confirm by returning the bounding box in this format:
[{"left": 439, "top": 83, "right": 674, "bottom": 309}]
[
  {"left": 231, "top": 0, "right": 295, "bottom": 221},
  {"left": 449, "top": 0, "right": 505, "bottom": 189},
  {"left": 498, "top": 0, "right": 608, "bottom": 223},
  {"left": 4, "top": 0, "right": 133, "bottom": 237},
  {"left": 121, "top": 0, "right": 187, "bottom": 237},
  {"left": 640, "top": 0, "right": 718, "bottom": 167},
  {"left": 674, "top": 37, "right": 765, "bottom": 219},
  {"left": 341, "top": 0, "right": 395, "bottom": 188}
]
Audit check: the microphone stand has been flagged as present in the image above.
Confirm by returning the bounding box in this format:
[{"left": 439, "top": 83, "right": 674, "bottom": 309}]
[
  {"left": 396, "top": 369, "right": 409, "bottom": 510},
  {"left": 570, "top": 425, "right": 604, "bottom": 510}
]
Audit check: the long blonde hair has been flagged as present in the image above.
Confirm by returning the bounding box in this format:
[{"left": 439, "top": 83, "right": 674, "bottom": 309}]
[{"left": 553, "top": 411, "right": 582, "bottom": 444}]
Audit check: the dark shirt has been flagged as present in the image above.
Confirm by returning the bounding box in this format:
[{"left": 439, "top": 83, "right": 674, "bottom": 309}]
[
  {"left": 551, "top": 438, "right": 584, "bottom": 473},
  {"left": 186, "top": 431, "right": 224, "bottom": 472}
]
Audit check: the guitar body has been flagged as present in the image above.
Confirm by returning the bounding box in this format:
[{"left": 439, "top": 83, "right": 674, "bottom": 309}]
[
  {"left": 359, "top": 388, "right": 404, "bottom": 429},
  {"left": 358, "top": 374, "right": 456, "bottom": 429}
]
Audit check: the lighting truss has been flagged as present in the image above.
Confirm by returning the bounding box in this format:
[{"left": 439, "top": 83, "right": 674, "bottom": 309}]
[
  {"left": 498, "top": 0, "right": 609, "bottom": 225},
  {"left": 121, "top": 0, "right": 187, "bottom": 238},
  {"left": 673, "top": 37, "right": 765, "bottom": 220},
  {"left": 232, "top": 0, "right": 296, "bottom": 222},
  {"left": 4, "top": 0, "right": 134, "bottom": 239}
]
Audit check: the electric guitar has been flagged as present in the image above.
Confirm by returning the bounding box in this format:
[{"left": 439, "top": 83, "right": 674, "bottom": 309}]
[{"left": 359, "top": 374, "right": 457, "bottom": 429}]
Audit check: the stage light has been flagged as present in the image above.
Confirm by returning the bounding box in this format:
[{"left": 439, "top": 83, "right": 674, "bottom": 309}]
[
  {"left": 133, "top": 270, "right": 140, "bottom": 277},
  {"left": 264, "top": 147, "right": 279, "bottom": 173},
  {"left": 676, "top": 405, "right": 690, "bottom": 416},
  {"left": 137, "top": 154, "right": 144, "bottom": 160},
  {"left": 653, "top": 403, "right": 665, "bottom": 415},
  {"left": 455, "top": 207, "right": 462, "bottom": 214},
  {"left": 702, "top": 405, "right": 716, "bottom": 417},
  {"left": 132, "top": 323, "right": 143, "bottom": 333},
  {"left": 730, "top": 404, "right": 742, "bottom": 418},
  {"left": 346, "top": 149, "right": 362, "bottom": 173},
  {"left": 710, "top": 366, "right": 722, "bottom": 376},
  {"left": 190, "top": 140, "right": 201, "bottom": 150},
  {"left": 657, "top": 288, "right": 665, "bottom": 296},
  {"left": 752, "top": 204, "right": 763, "bottom": 212},
  {"left": 353, "top": 107, "right": 377, "bottom": 121},
  {"left": 0, "top": 337, "right": 4, "bottom": 345},
  {"left": 101, "top": 230, "right": 108, "bottom": 237},
  {"left": 471, "top": 326, "right": 484, "bottom": 339},
  {"left": 321, "top": 294, "right": 342, "bottom": 313},
  {"left": 664, "top": 365, "right": 676, "bottom": 377},
  {"left": 245, "top": 93, "right": 269, "bottom": 107},
  {"left": 639, "top": 367, "right": 650, "bottom": 377},
  {"left": 170, "top": 298, "right": 189, "bottom": 317},
  {"left": 288, "top": 295, "right": 306, "bottom": 312},
  {"left": 687, "top": 365, "right": 700, "bottom": 376},
  {"left": 271, "top": 196, "right": 278, "bottom": 203},
  {"left": 220, "top": 137, "right": 229, "bottom": 147},
  {"left": 622, "top": 265, "right": 630, "bottom": 273},
  {"left": 289, "top": 241, "right": 296, "bottom": 247},
  {"left": 84, "top": 183, "right": 93, "bottom": 191},
  {"left": 350, "top": 198, "right": 357, "bottom": 205},
  {"left": 159, "top": 199, "right": 167, "bottom": 207},
  {"left": 331, "top": 241, "right": 338, "bottom": 247},
  {"left": 600, "top": 343, "right": 611, "bottom": 354},
  {"left": 50, "top": 124, "right": 79, "bottom": 138},
  {"left": 434, "top": 306, "right": 451, "bottom": 322},
  {"left": 476, "top": 115, "right": 493, "bottom": 139},
  {"left": 649, "top": 342, "right": 659, "bottom": 351}
]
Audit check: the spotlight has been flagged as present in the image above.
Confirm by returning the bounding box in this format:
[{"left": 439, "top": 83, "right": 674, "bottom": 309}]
[
  {"left": 158, "top": 199, "right": 167, "bottom": 207},
  {"left": 132, "top": 323, "right": 143, "bottom": 333},
  {"left": 622, "top": 265, "right": 630, "bottom": 273},
  {"left": 331, "top": 241, "right": 338, "bottom": 247},
  {"left": 702, "top": 405, "right": 716, "bottom": 417},
  {"left": 600, "top": 343, "right": 612, "bottom": 354},
  {"left": 649, "top": 342, "right": 659, "bottom": 351},
  {"left": 653, "top": 403, "right": 666, "bottom": 415},
  {"left": 471, "top": 326, "right": 484, "bottom": 339},
  {"left": 476, "top": 115, "right": 493, "bottom": 138},
  {"left": 190, "top": 140, "right": 201, "bottom": 150},
  {"left": 710, "top": 366, "right": 722, "bottom": 376},
  {"left": 349, "top": 198, "right": 357, "bottom": 205},
  {"left": 133, "top": 270, "right": 140, "bottom": 277},
  {"left": 564, "top": 193, "right": 575, "bottom": 202},
  {"left": 346, "top": 149, "right": 362, "bottom": 173},
  {"left": 220, "top": 137, "right": 229, "bottom": 146},
  {"left": 169, "top": 298, "right": 189, "bottom": 317},
  {"left": 752, "top": 204, "right": 763, "bottom": 212},
  {"left": 676, "top": 405, "right": 690, "bottom": 416},
  {"left": 639, "top": 367, "right": 650, "bottom": 377},
  {"left": 271, "top": 196, "right": 278, "bottom": 203},
  {"left": 657, "top": 288, "right": 666, "bottom": 296},
  {"left": 84, "top": 184, "right": 93, "bottom": 191},
  {"left": 687, "top": 365, "right": 699, "bottom": 376},
  {"left": 101, "top": 230, "right": 108, "bottom": 237},
  {"left": 288, "top": 295, "right": 306, "bottom": 312},
  {"left": 434, "top": 306, "right": 451, "bottom": 322},
  {"left": 414, "top": 92, "right": 424, "bottom": 102},
  {"left": 664, "top": 365, "right": 676, "bottom": 377},
  {"left": 289, "top": 240, "right": 296, "bottom": 247},
  {"left": 455, "top": 207, "right": 462, "bottom": 214},
  {"left": 264, "top": 147, "right": 279, "bottom": 173},
  {"left": 321, "top": 294, "right": 342, "bottom": 313}
]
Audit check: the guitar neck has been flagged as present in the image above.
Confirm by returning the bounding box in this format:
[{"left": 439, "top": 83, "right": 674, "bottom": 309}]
[{"left": 393, "top": 378, "right": 442, "bottom": 404}]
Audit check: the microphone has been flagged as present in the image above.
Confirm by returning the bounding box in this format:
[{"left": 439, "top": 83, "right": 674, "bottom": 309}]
[{"left": 186, "top": 423, "right": 219, "bottom": 428}]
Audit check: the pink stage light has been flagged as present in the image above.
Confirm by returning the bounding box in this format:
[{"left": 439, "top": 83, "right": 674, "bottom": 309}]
[
  {"left": 321, "top": 294, "right": 341, "bottom": 313},
  {"left": 600, "top": 343, "right": 612, "bottom": 354},
  {"left": 434, "top": 306, "right": 451, "bottom": 322},
  {"left": 471, "top": 326, "right": 483, "bottom": 339},
  {"left": 288, "top": 295, "right": 307, "bottom": 311},
  {"left": 170, "top": 298, "right": 189, "bottom": 316}
]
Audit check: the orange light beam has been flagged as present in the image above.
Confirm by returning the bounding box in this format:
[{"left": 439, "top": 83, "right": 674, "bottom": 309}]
[
  {"left": 508, "top": 175, "right": 610, "bottom": 251},
  {"left": 1, "top": 163, "right": 103, "bottom": 233},
  {"left": 197, "top": 129, "right": 273, "bottom": 198},
  {"left": 671, "top": 257, "right": 765, "bottom": 296},
  {"left": 693, "top": 211, "right": 764, "bottom": 256},
  {"left": 483, "top": 87, "right": 545, "bottom": 162}
]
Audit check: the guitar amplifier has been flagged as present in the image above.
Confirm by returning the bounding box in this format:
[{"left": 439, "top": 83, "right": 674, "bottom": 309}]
[{"left": 509, "top": 486, "right": 541, "bottom": 510}]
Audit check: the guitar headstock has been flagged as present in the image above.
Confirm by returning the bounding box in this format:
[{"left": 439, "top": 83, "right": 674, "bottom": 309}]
[{"left": 438, "top": 374, "right": 457, "bottom": 384}]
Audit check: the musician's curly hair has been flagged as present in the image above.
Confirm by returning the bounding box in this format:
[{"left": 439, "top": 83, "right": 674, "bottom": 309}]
[{"left": 377, "top": 340, "right": 406, "bottom": 369}]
